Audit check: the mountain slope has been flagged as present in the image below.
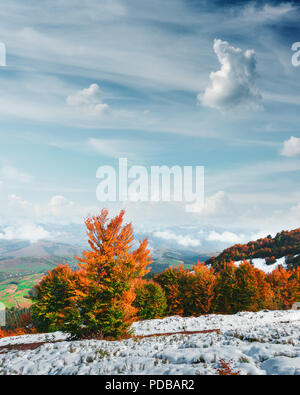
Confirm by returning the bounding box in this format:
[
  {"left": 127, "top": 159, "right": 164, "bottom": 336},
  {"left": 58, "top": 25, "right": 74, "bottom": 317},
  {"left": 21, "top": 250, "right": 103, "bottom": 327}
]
[
  {"left": 0, "top": 240, "right": 82, "bottom": 276},
  {"left": 206, "top": 228, "right": 300, "bottom": 270},
  {"left": 1, "top": 310, "right": 300, "bottom": 375}
]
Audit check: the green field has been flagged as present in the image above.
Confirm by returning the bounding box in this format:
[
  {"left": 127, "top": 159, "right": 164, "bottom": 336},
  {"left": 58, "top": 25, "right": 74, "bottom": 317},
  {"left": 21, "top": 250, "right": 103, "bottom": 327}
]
[{"left": 0, "top": 273, "right": 44, "bottom": 308}]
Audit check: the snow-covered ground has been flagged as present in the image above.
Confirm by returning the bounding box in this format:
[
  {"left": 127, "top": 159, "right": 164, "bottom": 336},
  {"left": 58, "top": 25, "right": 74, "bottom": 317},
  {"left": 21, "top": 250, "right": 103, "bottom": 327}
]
[
  {"left": 0, "top": 310, "right": 300, "bottom": 375},
  {"left": 234, "top": 257, "right": 287, "bottom": 273}
]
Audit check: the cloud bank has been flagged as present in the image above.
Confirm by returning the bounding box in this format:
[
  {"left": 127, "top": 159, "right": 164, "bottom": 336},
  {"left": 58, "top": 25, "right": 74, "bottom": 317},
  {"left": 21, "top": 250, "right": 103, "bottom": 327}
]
[
  {"left": 0, "top": 223, "right": 50, "bottom": 243},
  {"left": 153, "top": 230, "right": 200, "bottom": 247}
]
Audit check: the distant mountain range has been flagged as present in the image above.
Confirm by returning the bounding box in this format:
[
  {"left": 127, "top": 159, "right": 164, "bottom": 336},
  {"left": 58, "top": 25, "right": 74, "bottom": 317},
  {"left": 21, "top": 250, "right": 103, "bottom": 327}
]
[
  {"left": 0, "top": 240, "right": 82, "bottom": 278},
  {"left": 0, "top": 239, "right": 81, "bottom": 259},
  {"left": 1, "top": 228, "right": 299, "bottom": 278},
  {"left": 0, "top": 237, "right": 211, "bottom": 276}
]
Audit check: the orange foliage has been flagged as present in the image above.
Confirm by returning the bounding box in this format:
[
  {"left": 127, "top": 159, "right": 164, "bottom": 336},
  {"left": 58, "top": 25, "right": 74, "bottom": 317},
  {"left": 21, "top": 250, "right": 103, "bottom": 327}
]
[
  {"left": 0, "top": 327, "right": 37, "bottom": 339},
  {"left": 157, "top": 259, "right": 299, "bottom": 315},
  {"left": 31, "top": 209, "right": 152, "bottom": 339},
  {"left": 217, "top": 360, "right": 241, "bottom": 375},
  {"left": 73, "top": 209, "right": 152, "bottom": 336},
  {"left": 266, "top": 266, "right": 299, "bottom": 309}
]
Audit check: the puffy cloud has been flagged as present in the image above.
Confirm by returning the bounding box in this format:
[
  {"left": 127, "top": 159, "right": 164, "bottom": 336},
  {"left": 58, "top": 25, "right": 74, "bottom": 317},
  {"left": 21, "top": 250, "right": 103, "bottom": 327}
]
[
  {"left": 206, "top": 230, "right": 245, "bottom": 244},
  {"left": 280, "top": 136, "right": 300, "bottom": 157},
  {"left": 199, "top": 39, "right": 261, "bottom": 112},
  {"left": 153, "top": 230, "right": 200, "bottom": 247},
  {"left": 66, "top": 83, "right": 108, "bottom": 115},
  {"left": 0, "top": 223, "right": 50, "bottom": 243}
]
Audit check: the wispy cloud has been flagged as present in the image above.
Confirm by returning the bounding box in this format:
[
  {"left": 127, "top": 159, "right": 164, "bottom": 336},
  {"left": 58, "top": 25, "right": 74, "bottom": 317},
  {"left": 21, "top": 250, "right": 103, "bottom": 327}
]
[
  {"left": 241, "top": 2, "right": 296, "bottom": 23},
  {"left": 0, "top": 166, "right": 33, "bottom": 184},
  {"left": 88, "top": 137, "right": 155, "bottom": 161}
]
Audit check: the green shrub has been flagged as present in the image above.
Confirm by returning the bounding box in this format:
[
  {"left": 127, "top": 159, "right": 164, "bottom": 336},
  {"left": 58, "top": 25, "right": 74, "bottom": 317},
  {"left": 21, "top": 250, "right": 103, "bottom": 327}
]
[{"left": 133, "top": 280, "right": 167, "bottom": 320}]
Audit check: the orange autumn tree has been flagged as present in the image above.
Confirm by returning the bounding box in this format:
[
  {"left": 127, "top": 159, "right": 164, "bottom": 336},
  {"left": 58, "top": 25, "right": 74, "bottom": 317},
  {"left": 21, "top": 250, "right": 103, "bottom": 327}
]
[
  {"left": 155, "top": 265, "right": 187, "bottom": 316},
  {"left": 66, "top": 209, "right": 152, "bottom": 339},
  {"left": 30, "top": 209, "right": 152, "bottom": 339},
  {"left": 188, "top": 262, "right": 216, "bottom": 315},
  {"left": 233, "top": 261, "right": 272, "bottom": 312},
  {"left": 266, "top": 266, "right": 299, "bottom": 310}
]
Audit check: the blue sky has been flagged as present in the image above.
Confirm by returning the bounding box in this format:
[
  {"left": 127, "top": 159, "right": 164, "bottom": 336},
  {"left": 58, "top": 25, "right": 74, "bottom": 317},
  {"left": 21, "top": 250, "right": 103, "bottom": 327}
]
[{"left": 0, "top": 0, "right": 300, "bottom": 246}]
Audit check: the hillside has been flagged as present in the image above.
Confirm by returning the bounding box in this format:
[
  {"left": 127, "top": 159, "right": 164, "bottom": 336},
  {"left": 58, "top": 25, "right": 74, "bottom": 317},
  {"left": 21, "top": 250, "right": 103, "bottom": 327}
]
[
  {"left": 0, "top": 239, "right": 209, "bottom": 276},
  {"left": 206, "top": 228, "right": 300, "bottom": 271},
  {"left": 0, "top": 310, "right": 300, "bottom": 375},
  {"left": 0, "top": 239, "right": 81, "bottom": 262},
  {"left": 150, "top": 248, "right": 212, "bottom": 273},
  {"left": 0, "top": 240, "right": 83, "bottom": 308},
  {"left": 0, "top": 273, "right": 44, "bottom": 308},
  {"left": 0, "top": 240, "right": 83, "bottom": 278}
]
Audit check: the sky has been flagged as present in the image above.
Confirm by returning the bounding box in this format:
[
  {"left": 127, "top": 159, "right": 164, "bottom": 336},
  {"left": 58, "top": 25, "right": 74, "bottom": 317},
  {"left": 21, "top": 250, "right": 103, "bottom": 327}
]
[{"left": 0, "top": 0, "right": 299, "bottom": 248}]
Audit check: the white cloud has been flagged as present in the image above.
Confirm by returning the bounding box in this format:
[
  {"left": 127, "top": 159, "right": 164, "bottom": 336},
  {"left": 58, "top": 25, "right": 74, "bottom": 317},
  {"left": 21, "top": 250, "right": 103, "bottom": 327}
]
[
  {"left": 66, "top": 83, "right": 109, "bottom": 115},
  {"left": 206, "top": 230, "right": 245, "bottom": 244},
  {"left": 206, "top": 229, "right": 278, "bottom": 245},
  {"left": 153, "top": 230, "right": 200, "bottom": 247},
  {"left": 281, "top": 136, "right": 300, "bottom": 157},
  {"left": 0, "top": 166, "right": 33, "bottom": 183},
  {"left": 0, "top": 223, "right": 50, "bottom": 243},
  {"left": 183, "top": 191, "right": 234, "bottom": 224},
  {"left": 288, "top": 202, "right": 300, "bottom": 225},
  {"left": 201, "top": 191, "right": 229, "bottom": 216},
  {"left": 35, "top": 195, "right": 98, "bottom": 224},
  {"left": 290, "top": 201, "right": 300, "bottom": 215},
  {"left": 242, "top": 3, "right": 296, "bottom": 23},
  {"left": 1, "top": 194, "right": 99, "bottom": 227},
  {"left": 250, "top": 230, "right": 276, "bottom": 240},
  {"left": 89, "top": 138, "right": 130, "bottom": 158},
  {"left": 88, "top": 137, "right": 152, "bottom": 160},
  {"left": 200, "top": 39, "right": 261, "bottom": 112}
]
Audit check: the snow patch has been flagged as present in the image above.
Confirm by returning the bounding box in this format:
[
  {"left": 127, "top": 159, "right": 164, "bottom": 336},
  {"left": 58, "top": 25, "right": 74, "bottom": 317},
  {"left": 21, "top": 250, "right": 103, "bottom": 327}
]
[{"left": 1, "top": 310, "right": 300, "bottom": 375}]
